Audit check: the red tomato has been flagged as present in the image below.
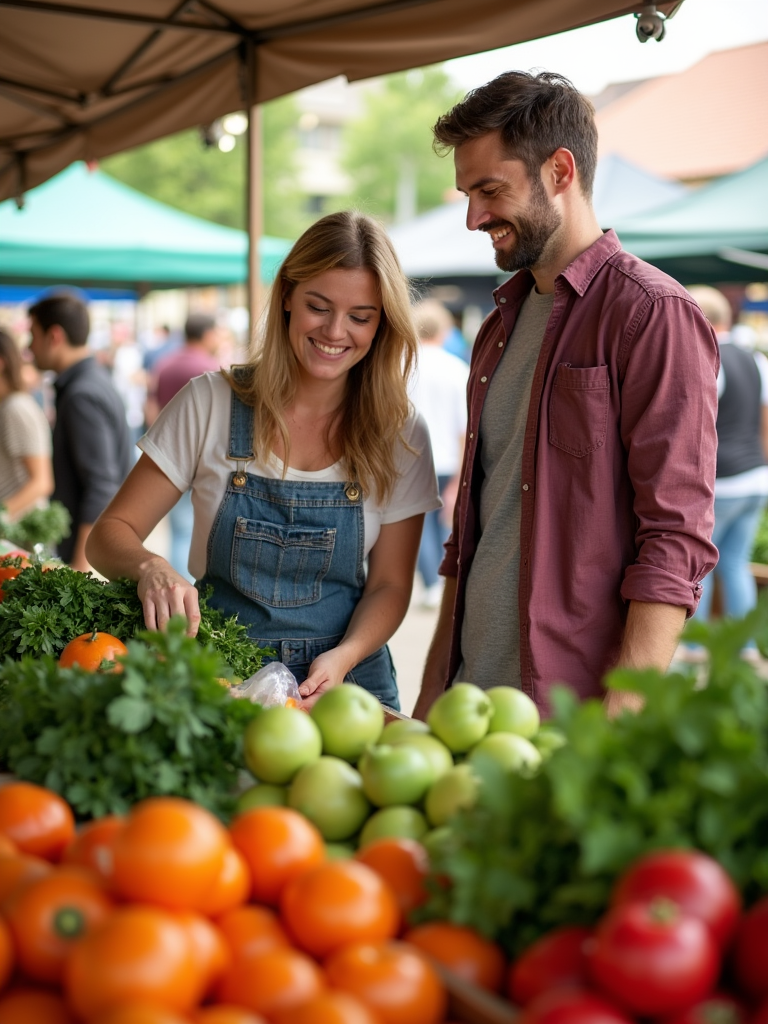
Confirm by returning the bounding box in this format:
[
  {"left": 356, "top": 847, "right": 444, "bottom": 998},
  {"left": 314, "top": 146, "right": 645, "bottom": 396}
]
[
  {"left": 507, "top": 926, "right": 593, "bottom": 1006},
  {"left": 518, "top": 987, "right": 634, "bottom": 1024},
  {"left": 589, "top": 900, "right": 720, "bottom": 1017},
  {"left": 660, "top": 991, "right": 748, "bottom": 1024},
  {"left": 730, "top": 894, "right": 768, "bottom": 1002},
  {"left": 612, "top": 850, "right": 741, "bottom": 948},
  {"left": 751, "top": 998, "right": 768, "bottom": 1024}
]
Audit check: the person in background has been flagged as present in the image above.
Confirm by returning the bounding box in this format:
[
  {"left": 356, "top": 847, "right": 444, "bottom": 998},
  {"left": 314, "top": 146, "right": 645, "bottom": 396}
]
[
  {"left": 413, "top": 71, "right": 719, "bottom": 720},
  {"left": 27, "top": 293, "right": 132, "bottom": 571},
  {"left": 685, "top": 286, "right": 768, "bottom": 660},
  {"left": 144, "top": 313, "right": 222, "bottom": 580},
  {"left": 409, "top": 299, "right": 469, "bottom": 608},
  {"left": 0, "top": 328, "right": 53, "bottom": 519},
  {"left": 86, "top": 211, "right": 440, "bottom": 710}
]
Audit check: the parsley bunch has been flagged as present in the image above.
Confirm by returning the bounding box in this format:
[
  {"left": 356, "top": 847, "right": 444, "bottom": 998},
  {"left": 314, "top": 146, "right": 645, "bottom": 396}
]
[
  {"left": 0, "top": 564, "right": 267, "bottom": 681},
  {"left": 420, "top": 594, "right": 768, "bottom": 957},
  {"left": 0, "top": 619, "right": 262, "bottom": 820},
  {"left": 0, "top": 500, "right": 72, "bottom": 552}
]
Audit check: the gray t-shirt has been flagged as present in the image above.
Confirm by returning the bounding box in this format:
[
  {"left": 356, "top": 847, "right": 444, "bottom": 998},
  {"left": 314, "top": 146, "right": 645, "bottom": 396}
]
[{"left": 458, "top": 286, "right": 554, "bottom": 689}]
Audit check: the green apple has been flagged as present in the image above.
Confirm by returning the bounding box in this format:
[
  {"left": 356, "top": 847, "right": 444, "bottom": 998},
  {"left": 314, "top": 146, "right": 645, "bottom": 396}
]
[
  {"left": 243, "top": 705, "right": 322, "bottom": 784},
  {"left": 235, "top": 783, "right": 288, "bottom": 814},
  {"left": 426, "top": 682, "right": 493, "bottom": 753},
  {"left": 379, "top": 718, "right": 430, "bottom": 744},
  {"left": 358, "top": 744, "right": 433, "bottom": 807},
  {"left": 326, "top": 842, "right": 356, "bottom": 860},
  {"left": 310, "top": 683, "right": 385, "bottom": 761},
  {"left": 386, "top": 733, "right": 453, "bottom": 785},
  {"left": 468, "top": 732, "right": 542, "bottom": 776},
  {"left": 424, "top": 763, "right": 480, "bottom": 827},
  {"left": 358, "top": 805, "right": 429, "bottom": 848},
  {"left": 486, "top": 686, "right": 540, "bottom": 738},
  {"left": 288, "top": 755, "right": 371, "bottom": 841}
]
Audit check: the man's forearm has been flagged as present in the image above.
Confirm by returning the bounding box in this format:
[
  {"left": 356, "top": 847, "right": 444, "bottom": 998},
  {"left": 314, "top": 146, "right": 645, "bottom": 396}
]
[
  {"left": 605, "top": 600, "right": 687, "bottom": 716},
  {"left": 412, "top": 575, "right": 457, "bottom": 720}
]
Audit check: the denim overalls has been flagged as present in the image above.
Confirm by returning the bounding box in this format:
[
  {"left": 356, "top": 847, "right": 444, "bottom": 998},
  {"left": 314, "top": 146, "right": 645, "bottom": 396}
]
[{"left": 197, "top": 383, "right": 400, "bottom": 709}]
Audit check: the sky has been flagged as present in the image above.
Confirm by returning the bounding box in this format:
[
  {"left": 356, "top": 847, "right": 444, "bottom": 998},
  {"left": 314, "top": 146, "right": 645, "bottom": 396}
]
[{"left": 446, "top": 0, "right": 768, "bottom": 96}]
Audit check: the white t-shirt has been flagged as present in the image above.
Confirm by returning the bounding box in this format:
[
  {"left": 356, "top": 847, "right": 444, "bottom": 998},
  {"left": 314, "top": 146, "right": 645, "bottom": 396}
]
[
  {"left": 408, "top": 344, "right": 469, "bottom": 476},
  {"left": 139, "top": 371, "right": 441, "bottom": 580}
]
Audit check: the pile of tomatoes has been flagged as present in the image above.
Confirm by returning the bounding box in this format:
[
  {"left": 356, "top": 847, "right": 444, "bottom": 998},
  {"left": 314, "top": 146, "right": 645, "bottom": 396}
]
[
  {"left": 0, "top": 779, "right": 509, "bottom": 1024},
  {"left": 506, "top": 848, "right": 768, "bottom": 1023}
]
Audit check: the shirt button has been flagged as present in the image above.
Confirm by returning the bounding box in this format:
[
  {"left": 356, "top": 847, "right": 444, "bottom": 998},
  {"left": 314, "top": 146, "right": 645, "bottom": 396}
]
[
  {"left": 499, "top": 297, "right": 507, "bottom": 304},
  {"left": 469, "top": 432, "right": 474, "bottom": 439},
  {"left": 498, "top": 341, "right": 504, "bottom": 347},
  {"left": 480, "top": 376, "right": 487, "bottom": 383},
  {"left": 462, "top": 481, "right": 467, "bottom": 487},
  {"left": 522, "top": 483, "right": 529, "bottom": 491}
]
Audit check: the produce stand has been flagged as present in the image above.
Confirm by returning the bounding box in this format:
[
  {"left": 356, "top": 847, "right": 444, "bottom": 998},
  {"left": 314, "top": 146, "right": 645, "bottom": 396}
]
[{"left": 441, "top": 967, "right": 519, "bottom": 1023}]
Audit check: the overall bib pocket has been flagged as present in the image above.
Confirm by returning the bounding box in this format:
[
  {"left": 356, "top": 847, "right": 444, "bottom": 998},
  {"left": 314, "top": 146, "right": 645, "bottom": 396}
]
[
  {"left": 231, "top": 516, "right": 336, "bottom": 607},
  {"left": 549, "top": 363, "right": 610, "bottom": 457}
]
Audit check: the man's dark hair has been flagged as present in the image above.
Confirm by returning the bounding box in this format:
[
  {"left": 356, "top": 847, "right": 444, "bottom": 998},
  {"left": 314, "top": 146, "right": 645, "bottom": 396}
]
[
  {"left": 184, "top": 313, "right": 216, "bottom": 342},
  {"left": 28, "top": 293, "right": 90, "bottom": 347},
  {"left": 433, "top": 71, "right": 598, "bottom": 197}
]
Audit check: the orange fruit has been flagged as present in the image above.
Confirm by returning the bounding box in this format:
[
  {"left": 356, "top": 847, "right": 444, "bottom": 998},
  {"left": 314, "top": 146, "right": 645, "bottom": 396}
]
[
  {"left": 197, "top": 844, "right": 250, "bottom": 917},
  {"left": 355, "top": 837, "right": 430, "bottom": 922},
  {"left": 0, "top": 987, "right": 76, "bottom": 1023},
  {"left": 62, "top": 815, "right": 124, "bottom": 881},
  {"left": 59, "top": 630, "right": 128, "bottom": 671},
  {"left": 229, "top": 806, "right": 325, "bottom": 905},
  {"left": 216, "top": 945, "right": 325, "bottom": 1018},
  {"left": 271, "top": 989, "right": 382, "bottom": 1024},
  {"left": 216, "top": 904, "right": 291, "bottom": 960},
  {"left": 193, "top": 1008, "right": 268, "bottom": 1024},
  {"left": 404, "top": 921, "right": 506, "bottom": 992},
  {"left": 0, "top": 782, "right": 75, "bottom": 861}
]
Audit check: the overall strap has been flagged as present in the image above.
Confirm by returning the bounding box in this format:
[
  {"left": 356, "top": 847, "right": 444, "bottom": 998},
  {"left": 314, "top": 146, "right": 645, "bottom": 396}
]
[{"left": 228, "top": 366, "right": 256, "bottom": 461}]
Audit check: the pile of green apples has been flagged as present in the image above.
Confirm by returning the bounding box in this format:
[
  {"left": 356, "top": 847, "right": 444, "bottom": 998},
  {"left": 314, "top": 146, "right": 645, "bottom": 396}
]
[{"left": 236, "top": 682, "right": 564, "bottom": 855}]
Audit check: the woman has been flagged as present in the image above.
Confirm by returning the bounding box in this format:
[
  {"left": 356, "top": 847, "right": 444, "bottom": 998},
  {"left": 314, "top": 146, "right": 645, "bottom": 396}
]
[
  {"left": 0, "top": 328, "right": 54, "bottom": 518},
  {"left": 87, "top": 212, "right": 440, "bottom": 709}
]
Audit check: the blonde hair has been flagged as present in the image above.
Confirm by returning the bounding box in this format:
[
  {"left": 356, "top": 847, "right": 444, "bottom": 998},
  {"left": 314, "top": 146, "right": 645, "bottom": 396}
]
[
  {"left": 686, "top": 285, "right": 732, "bottom": 332},
  {"left": 225, "top": 211, "right": 418, "bottom": 503},
  {"left": 412, "top": 298, "right": 454, "bottom": 342}
]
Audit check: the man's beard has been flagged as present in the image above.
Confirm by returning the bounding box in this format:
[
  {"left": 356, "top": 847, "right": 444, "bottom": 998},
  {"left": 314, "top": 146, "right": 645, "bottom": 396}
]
[{"left": 489, "top": 178, "right": 562, "bottom": 273}]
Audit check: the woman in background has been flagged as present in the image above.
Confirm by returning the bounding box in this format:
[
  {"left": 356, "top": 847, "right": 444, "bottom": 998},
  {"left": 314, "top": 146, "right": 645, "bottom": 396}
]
[{"left": 0, "top": 328, "right": 53, "bottom": 519}]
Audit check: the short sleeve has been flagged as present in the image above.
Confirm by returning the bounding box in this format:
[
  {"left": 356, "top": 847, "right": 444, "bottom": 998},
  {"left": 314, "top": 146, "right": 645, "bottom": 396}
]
[
  {"left": 380, "top": 412, "right": 442, "bottom": 525},
  {"left": 138, "top": 376, "right": 208, "bottom": 493},
  {"left": 0, "top": 394, "right": 51, "bottom": 458}
]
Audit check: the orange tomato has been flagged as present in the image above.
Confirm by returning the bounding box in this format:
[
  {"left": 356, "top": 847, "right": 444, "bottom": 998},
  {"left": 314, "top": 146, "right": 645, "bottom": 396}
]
[
  {"left": 271, "top": 990, "right": 382, "bottom": 1024},
  {"left": 355, "top": 837, "right": 430, "bottom": 922},
  {"left": 403, "top": 921, "right": 506, "bottom": 993},
  {"left": 175, "top": 911, "right": 230, "bottom": 1000},
  {"left": 216, "top": 945, "right": 325, "bottom": 1018},
  {"left": 0, "top": 852, "right": 52, "bottom": 909},
  {"left": 325, "top": 940, "right": 447, "bottom": 1024},
  {"left": 280, "top": 859, "right": 399, "bottom": 958},
  {"left": 58, "top": 630, "right": 128, "bottom": 671},
  {"left": 0, "top": 987, "right": 76, "bottom": 1023},
  {"left": 193, "top": 1008, "right": 268, "bottom": 1024},
  {"left": 229, "top": 806, "right": 325, "bottom": 906},
  {"left": 90, "top": 1005, "right": 192, "bottom": 1024},
  {"left": 0, "top": 833, "right": 18, "bottom": 856},
  {"left": 0, "top": 564, "right": 24, "bottom": 602},
  {"left": 111, "top": 797, "right": 228, "bottom": 911},
  {"left": 216, "top": 904, "right": 291, "bottom": 960},
  {"left": 0, "top": 782, "right": 75, "bottom": 860},
  {"left": 64, "top": 905, "right": 199, "bottom": 1020},
  {"left": 5, "top": 865, "right": 114, "bottom": 984},
  {"left": 197, "top": 844, "right": 250, "bottom": 917},
  {"left": 62, "top": 815, "right": 124, "bottom": 880},
  {"left": 0, "top": 917, "right": 14, "bottom": 992}
]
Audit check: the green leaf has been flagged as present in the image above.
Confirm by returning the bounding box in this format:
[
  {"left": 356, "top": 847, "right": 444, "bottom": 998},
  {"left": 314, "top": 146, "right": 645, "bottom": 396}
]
[{"left": 106, "top": 696, "right": 154, "bottom": 733}]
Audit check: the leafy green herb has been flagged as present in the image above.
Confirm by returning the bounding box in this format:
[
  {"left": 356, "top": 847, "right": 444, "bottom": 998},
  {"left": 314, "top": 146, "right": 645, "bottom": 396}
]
[
  {"left": 0, "top": 618, "right": 262, "bottom": 820},
  {"left": 0, "top": 501, "right": 72, "bottom": 552},
  {"left": 0, "top": 565, "right": 268, "bottom": 680},
  {"left": 418, "top": 593, "right": 768, "bottom": 957}
]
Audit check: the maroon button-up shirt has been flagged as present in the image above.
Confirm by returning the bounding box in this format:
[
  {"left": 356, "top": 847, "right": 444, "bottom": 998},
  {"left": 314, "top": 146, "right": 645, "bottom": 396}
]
[{"left": 440, "top": 230, "right": 719, "bottom": 712}]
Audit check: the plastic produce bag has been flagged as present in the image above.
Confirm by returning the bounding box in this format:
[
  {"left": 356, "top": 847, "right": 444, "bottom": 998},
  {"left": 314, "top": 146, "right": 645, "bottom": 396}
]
[{"left": 230, "top": 661, "right": 302, "bottom": 708}]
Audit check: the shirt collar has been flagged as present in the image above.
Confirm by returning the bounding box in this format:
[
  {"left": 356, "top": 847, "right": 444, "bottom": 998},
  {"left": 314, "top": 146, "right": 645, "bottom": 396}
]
[
  {"left": 54, "top": 354, "right": 94, "bottom": 392},
  {"left": 492, "top": 229, "right": 623, "bottom": 308}
]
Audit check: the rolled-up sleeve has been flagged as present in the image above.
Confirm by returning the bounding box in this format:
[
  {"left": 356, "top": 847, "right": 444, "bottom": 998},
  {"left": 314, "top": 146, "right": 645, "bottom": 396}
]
[{"left": 619, "top": 294, "right": 720, "bottom": 615}]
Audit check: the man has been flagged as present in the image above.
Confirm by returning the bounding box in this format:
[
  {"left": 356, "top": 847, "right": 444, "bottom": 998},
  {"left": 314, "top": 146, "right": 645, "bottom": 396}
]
[
  {"left": 412, "top": 71, "right": 719, "bottom": 720},
  {"left": 28, "top": 292, "right": 131, "bottom": 571},
  {"left": 686, "top": 286, "right": 768, "bottom": 657},
  {"left": 144, "top": 313, "right": 221, "bottom": 579},
  {"left": 408, "top": 299, "right": 469, "bottom": 608}
]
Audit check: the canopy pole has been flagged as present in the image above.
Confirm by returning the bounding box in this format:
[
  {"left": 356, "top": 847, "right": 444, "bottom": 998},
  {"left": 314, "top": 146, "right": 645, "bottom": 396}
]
[{"left": 246, "top": 102, "right": 264, "bottom": 345}]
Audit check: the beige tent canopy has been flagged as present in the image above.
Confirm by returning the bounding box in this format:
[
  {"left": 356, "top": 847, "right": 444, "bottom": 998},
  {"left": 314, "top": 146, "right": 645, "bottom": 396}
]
[{"left": 0, "top": 0, "right": 683, "bottom": 308}]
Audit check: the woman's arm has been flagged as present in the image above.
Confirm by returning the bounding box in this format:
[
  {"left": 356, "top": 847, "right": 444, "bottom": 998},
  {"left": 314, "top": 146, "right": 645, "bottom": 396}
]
[
  {"left": 86, "top": 453, "right": 201, "bottom": 635},
  {"left": 3, "top": 454, "right": 54, "bottom": 518},
  {"left": 300, "top": 513, "right": 424, "bottom": 707}
]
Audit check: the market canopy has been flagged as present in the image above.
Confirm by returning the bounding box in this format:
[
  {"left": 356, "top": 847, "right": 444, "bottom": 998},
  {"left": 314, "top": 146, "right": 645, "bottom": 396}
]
[
  {"left": 0, "top": 161, "right": 291, "bottom": 288},
  {"left": 388, "top": 153, "right": 687, "bottom": 278},
  {"left": 0, "top": 0, "right": 684, "bottom": 203},
  {"left": 614, "top": 154, "right": 768, "bottom": 283}
]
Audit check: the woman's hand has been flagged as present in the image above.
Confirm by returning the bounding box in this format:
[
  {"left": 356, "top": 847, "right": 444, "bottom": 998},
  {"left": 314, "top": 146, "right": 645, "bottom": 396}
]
[
  {"left": 300, "top": 647, "right": 353, "bottom": 709},
  {"left": 137, "top": 556, "right": 201, "bottom": 636}
]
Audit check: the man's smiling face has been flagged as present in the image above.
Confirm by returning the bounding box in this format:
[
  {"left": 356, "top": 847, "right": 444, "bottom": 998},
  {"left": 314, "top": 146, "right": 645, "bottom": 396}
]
[{"left": 455, "top": 131, "right": 562, "bottom": 274}]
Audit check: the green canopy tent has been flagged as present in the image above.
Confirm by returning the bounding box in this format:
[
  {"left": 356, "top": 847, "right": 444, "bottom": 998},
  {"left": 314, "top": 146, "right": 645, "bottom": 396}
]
[
  {"left": 614, "top": 155, "right": 768, "bottom": 284},
  {"left": 0, "top": 161, "right": 291, "bottom": 291}
]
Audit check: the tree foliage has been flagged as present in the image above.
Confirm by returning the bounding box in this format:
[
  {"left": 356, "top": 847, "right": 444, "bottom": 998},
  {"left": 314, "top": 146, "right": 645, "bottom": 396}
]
[
  {"left": 340, "top": 66, "right": 464, "bottom": 221},
  {"left": 102, "top": 95, "right": 305, "bottom": 239}
]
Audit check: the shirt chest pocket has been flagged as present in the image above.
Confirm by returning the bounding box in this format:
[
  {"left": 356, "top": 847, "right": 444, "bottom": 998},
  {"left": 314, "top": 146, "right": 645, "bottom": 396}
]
[
  {"left": 231, "top": 517, "right": 336, "bottom": 608},
  {"left": 549, "top": 363, "right": 610, "bottom": 457}
]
